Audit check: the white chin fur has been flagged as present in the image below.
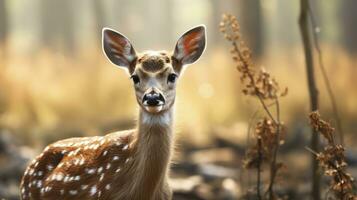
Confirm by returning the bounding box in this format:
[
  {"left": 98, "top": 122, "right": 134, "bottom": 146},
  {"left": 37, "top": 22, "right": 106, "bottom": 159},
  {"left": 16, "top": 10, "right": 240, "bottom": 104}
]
[{"left": 145, "top": 105, "right": 163, "bottom": 113}]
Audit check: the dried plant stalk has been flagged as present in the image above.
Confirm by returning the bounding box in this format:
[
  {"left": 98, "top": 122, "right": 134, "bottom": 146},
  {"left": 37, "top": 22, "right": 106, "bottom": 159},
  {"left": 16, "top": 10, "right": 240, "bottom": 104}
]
[
  {"left": 307, "top": 0, "right": 344, "bottom": 145},
  {"left": 220, "top": 13, "right": 287, "bottom": 200},
  {"left": 309, "top": 111, "right": 356, "bottom": 200},
  {"left": 299, "top": 1, "right": 321, "bottom": 199}
]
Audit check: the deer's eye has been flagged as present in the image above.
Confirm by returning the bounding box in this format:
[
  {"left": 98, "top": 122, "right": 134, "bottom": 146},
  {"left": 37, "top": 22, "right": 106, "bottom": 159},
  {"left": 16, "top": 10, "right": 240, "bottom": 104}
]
[
  {"left": 131, "top": 75, "right": 140, "bottom": 84},
  {"left": 167, "top": 73, "right": 178, "bottom": 84}
]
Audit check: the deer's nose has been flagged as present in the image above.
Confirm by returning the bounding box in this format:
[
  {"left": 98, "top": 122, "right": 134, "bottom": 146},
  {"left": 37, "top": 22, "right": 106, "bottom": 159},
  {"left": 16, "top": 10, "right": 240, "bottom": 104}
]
[{"left": 143, "top": 91, "right": 165, "bottom": 106}]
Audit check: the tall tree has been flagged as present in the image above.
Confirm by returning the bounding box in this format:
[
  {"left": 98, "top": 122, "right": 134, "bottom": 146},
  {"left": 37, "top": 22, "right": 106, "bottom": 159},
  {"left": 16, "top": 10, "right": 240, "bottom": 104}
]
[
  {"left": 40, "top": 0, "right": 75, "bottom": 52},
  {"left": 92, "top": 0, "right": 105, "bottom": 39},
  {"left": 239, "top": 0, "right": 263, "bottom": 57},
  {"left": 340, "top": 0, "right": 357, "bottom": 54},
  {"left": 299, "top": 0, "right": 320, "bottom": 199},
  {"left": 0, "top": 0, "right": 8, "bottom": 47}
]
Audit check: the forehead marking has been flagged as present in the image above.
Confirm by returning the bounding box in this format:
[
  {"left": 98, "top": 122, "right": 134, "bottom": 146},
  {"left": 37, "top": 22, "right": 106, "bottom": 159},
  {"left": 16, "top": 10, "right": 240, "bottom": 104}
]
[{"left": 138, "top": 53, "right": 171, "bottom": 73}]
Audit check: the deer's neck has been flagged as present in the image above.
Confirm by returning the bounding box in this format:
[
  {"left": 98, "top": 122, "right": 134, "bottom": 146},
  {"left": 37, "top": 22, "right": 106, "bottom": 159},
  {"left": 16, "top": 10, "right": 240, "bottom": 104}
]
[{"left": 129, "top": 108, "right": 174, "bottom": 198}]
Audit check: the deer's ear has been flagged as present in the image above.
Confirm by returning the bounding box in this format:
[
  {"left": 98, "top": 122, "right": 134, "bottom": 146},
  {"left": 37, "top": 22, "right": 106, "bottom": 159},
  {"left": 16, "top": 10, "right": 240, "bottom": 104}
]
[
  {"left": 173, "top": 25, "right": 206, "bottom": 66},
  {"left": 102, "top": 28, "right": 137, "bottom": 72}
]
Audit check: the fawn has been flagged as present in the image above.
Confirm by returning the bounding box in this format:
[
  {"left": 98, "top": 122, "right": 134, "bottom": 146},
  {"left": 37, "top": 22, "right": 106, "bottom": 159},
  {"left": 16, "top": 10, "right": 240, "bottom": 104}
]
[{"left": 20, "top": 25, "right": 206, "bottom": 200}]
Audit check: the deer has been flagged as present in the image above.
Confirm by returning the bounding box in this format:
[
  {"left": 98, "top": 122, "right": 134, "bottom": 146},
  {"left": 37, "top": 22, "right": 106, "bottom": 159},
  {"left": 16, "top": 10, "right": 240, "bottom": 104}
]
[{"left": 19, "top": 25, "right": 206, "bottom": 200}]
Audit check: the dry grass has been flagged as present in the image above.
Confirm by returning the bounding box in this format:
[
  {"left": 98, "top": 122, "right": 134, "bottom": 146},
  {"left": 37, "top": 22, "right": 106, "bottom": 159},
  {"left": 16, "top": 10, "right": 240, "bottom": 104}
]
[
  {"left": 0, "top": 38, "right": 356, "bottom": 148},
  {"left": 309, "top": 111, "right": 356, "bottom": 200}
]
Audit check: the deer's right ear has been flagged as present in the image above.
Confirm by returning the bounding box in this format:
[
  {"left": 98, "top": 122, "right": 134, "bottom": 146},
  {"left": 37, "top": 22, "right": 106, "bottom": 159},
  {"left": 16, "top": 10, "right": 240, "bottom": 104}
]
[
  {"left": 172, "top": 25, "right": 206, "bottom": 68},
  {"left": 102, "top": 28, "right": 137, "bottom": 73}
]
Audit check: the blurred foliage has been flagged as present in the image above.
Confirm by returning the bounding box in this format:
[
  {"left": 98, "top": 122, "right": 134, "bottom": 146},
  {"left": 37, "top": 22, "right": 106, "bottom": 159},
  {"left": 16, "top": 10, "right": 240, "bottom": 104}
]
[{"left": 0, "top": 45, "right": 357, "bottom": 148}]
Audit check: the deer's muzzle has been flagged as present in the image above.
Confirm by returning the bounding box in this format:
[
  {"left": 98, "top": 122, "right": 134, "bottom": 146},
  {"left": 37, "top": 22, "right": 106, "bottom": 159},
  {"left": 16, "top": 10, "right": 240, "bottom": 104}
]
[{"left": 142, "top": 91, "right": 165, "bottom": 107}]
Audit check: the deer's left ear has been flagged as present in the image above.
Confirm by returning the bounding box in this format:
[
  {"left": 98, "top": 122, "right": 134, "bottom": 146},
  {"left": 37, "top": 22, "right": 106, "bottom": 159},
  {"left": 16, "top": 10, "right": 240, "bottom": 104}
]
[
  {"left": 172, "top": 25, "right": 206, "bottom": 67},
  {"left": 102, "top": 28, "right": 137, "bottom": 73}
]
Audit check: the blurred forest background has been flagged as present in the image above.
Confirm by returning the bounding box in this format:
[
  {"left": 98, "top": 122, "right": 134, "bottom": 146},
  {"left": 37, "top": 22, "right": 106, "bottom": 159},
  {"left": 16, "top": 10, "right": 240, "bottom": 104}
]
[{"left": 0, "top": 0, "right": 356, "bottom": 199}]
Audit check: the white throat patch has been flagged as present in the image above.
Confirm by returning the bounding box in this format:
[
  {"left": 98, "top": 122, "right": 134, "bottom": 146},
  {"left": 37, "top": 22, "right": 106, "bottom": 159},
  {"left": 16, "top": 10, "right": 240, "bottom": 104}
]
[{"left": 141, "top": 111, "right": 172, "bottom": 126}]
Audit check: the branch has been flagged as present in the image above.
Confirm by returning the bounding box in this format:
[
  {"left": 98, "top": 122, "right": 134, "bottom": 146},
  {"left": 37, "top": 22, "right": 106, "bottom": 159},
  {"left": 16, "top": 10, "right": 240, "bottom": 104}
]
[
  {"left": 266, "top": 97, "right": 281, "bottom": 199},
  {"left": 306, "top": 1, "right": 344, "bottom": 145},
  {"left": 299, "top": 0, "right": 321, "bottom": 199}
]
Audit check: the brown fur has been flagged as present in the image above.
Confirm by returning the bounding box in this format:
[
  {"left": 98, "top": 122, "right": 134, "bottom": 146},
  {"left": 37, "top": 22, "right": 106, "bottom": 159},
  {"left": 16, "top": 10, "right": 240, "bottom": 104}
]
[
  {"left": 20, "top": 108, "right": 174, "bottom": 200},
  {"left": 139, "top": 52, "right": 170, "bottom": 73}
]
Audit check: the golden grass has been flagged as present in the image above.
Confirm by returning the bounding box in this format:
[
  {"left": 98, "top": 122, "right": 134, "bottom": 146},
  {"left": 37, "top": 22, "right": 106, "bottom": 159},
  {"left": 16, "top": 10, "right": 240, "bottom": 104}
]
[{"left": 0, "top": 45, "right": 356, "bottom": 147}]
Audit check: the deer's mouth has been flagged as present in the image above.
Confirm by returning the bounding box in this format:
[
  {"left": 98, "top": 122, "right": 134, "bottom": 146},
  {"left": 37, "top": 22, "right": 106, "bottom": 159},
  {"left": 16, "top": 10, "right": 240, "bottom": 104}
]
[
  {"left": 144, "top": 105, "right": 164, "bottom": 113},
  {"left": 142, "top": 92, "right": 165, "bottom": 113}
]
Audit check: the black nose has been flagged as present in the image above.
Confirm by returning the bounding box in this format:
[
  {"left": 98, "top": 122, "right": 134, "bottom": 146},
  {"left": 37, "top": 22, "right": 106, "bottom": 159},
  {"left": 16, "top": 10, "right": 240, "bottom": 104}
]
[{"left": 143, "top": 92, "right": 165, "bottom": 106}]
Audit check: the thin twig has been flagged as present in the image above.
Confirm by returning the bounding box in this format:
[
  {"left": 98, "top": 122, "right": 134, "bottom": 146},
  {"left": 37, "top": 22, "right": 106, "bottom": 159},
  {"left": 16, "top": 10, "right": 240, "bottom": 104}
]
[
  {"left": 266, "top": 97, "right": 281, "bottom": 200},
  {"left": 245, "top": 102, "right": 276, "bottom": 192},
  {"left": 306, "top": 1, "right": 344, "bottom": 145},
  {"left": 257, "top": 138, "right": 262, "bottom": 200},
  {"left": 305, "top": 146, "right": 319, "bottom": 155}
]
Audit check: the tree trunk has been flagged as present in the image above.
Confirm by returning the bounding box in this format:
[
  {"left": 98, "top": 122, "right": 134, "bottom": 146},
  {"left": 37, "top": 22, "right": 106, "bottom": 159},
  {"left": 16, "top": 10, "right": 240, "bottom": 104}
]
[
  {"left": 299, "top": 0, "right": 320, "bottom": 199},
  {"left": 340, "top": 0, "right": 357, "bottom": 54},
  {"left": 92, "top": 0, "right": 105, "bottom": 39},
  {"left": 40, "top": 0, "right": 75, "bottom": 53},
  {"left": 239, "top": 0, "right": 263, "bottom": 57},
  {"left": 0, "top": 0, "right": 8, "bottom": 48}
]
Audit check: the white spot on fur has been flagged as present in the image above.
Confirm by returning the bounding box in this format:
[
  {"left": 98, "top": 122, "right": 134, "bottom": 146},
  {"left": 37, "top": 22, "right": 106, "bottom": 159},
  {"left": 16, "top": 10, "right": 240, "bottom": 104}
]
[
  {"left": 89, "top": 185, "right": 97, "bottom": 196},
  {"left": 74, "top": 175, "right": 81, "bottom": 181},
  {"left": 56, "top": 173, "right": 64, "bottom": 181},
  {"left": 99, "top": 173, "right": 104, "bottom": 181},
  {"left": 86, "top": 168, "right": 96, "bottom": 174},
  {"left": 69, "top": 190, "right": 78, "bottom": 195},
  {"left": 123, "top": 144, "right": 128, "bottom": 150},
  {"left": 79, "top": 158, "right": 85, "bottom": 165},
  {"left": 64, "top": 175, "right": 70, "bottom": 182},
  {"left": 103, "top": 150, "right": 108, "bottom": 156},
  {"left": 47, "top": 164, "right": 54, "bottom": 171},
  {"left": 97, "top": 167, "right": 103, "bottom": 174},
  {"left": 106, "top": 163, "right": 111, "bottom": 170},
  {"left": 81, "top": 184, "right": 88, "bottom": 190},
  {"left": 37, "top": 180, "right": 42, "bottom": 188},
  {"left": 45, "top": 186, "right": 52, "bottom": 192},
  {"left": 125, "top": 157, "right": 131, "bottom": 163}
]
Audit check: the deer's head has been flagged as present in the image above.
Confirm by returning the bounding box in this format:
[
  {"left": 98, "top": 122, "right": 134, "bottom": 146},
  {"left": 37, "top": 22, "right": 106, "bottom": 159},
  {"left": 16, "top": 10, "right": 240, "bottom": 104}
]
[{"left": 102, "top": 26, "right": 206, "bottom": 114}]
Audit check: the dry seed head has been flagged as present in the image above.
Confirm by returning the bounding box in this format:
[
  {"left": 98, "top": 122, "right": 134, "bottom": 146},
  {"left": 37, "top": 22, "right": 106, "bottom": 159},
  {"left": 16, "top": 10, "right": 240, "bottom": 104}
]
[
  {"left": 243, "top": 118, "right": 285, "bottom": 169},
  {"left": 220, "top": 13, "right": 287, "bottom": 100},
  {"left": 309, "top": 111, "right": 356, "bottom": 199}
]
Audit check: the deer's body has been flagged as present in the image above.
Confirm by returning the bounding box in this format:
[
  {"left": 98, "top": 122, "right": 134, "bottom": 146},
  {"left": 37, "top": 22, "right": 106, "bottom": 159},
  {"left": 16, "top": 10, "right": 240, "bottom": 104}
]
[
  {"left": 21, "top": 109, "right": 173, "bottom": 200},
  {"left": 20, "top": 25, "right": 206, "bottom": 200}
]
